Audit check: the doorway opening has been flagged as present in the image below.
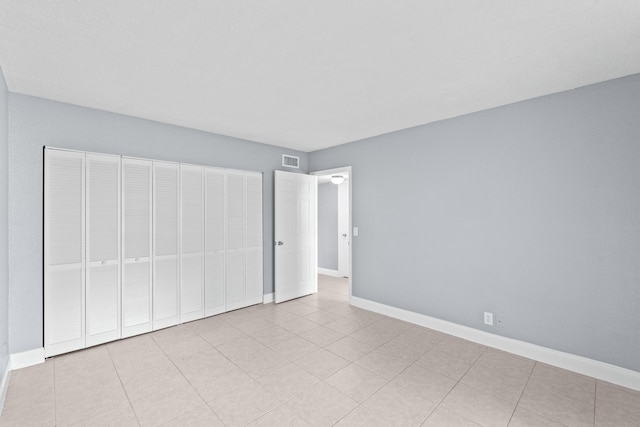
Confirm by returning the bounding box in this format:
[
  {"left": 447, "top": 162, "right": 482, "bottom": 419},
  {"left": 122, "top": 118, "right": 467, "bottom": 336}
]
[{"left": 311, "top": 167, "right": 352, "bottom": 301}]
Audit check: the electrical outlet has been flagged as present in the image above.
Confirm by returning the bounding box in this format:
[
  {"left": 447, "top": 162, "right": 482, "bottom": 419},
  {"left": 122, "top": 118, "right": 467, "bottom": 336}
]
[{"left": 484, "top": 312, "right": 494, "bottom": 326}]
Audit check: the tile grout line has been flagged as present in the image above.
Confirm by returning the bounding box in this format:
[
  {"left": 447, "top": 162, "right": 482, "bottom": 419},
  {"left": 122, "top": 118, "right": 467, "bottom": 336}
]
[
  {"left": 104, "top": 344, "right": 142, "bottom": 427},
  {"left": 505, "top": 360, "right": 537, "bottom": 426}
]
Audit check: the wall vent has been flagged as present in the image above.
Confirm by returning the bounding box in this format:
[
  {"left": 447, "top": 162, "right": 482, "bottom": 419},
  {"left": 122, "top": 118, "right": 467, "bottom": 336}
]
[{"left": 282, "top": 155, "right": 299, "bottom": 168}]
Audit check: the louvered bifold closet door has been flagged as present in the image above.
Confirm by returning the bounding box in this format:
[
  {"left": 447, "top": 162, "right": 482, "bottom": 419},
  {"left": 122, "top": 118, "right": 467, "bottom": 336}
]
[
  {"left": 204, "top": 168, "right": 226, "bottom": 316},
  {"left": 44, "top": 149, "right": 86, "bottom": 357},
  {"left": 180, "top": 164, "right": 205, "bottom": 322},
  {"left": 122, "top": 158, "right": 153, "bottom": 337},
  {"left": 85, "top": 153, "right": 121, "bottom": 347},
  {"left": 153, "top": 161, "right": 180, "bottom": 330},
  {"left": 245, "top": 172, "right": 263, "bottom": 305},
  {"left": 226, "top": 170, "right": 246, "bottom": 310}
]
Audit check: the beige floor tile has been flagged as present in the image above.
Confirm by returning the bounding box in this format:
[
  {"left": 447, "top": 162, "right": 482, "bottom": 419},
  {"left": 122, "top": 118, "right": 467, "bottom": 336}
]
[
  {"left": 286, "top": 382, "right": 358, "bottom": 427},
  {"left": 434, "top": 336, "right": 486, "bottom": 360},
  {"left": 300, "top": 326, "right": 345, "bottom": 347},
  {"left": 109, "top": 346, "right": 175, "bottom": 380},
  {"left": 278, "top": 318, "right": 322, "bottom": 335},
  {"left": 294, "top": 348, "right": 350, "bottom": 380},
  {"left": 250, "top": 325, "right": 296, "bottom": 347},
  {"left": 440, "top": 383, "right": 516, "bottom": 427},
  {"left": 362, "top": 382, "right": 436, "bottom": 425},
  {"left": 156, "top": 334, "right": 214, "bottom": 361},
  {"left": 216, "top": 335, "right": 267, "bottom": 360},
  {"left": 518, "top": 382, "right": 595, "bottom": 426},
  {"left": 271, "top": 336, "right": 321, "bottom": 361},
  {"left": 234, "top": 317, "right": 274, "bottom": 335},
  {"left": 248, "top": 404, "right": 311, "bottom": 426},
  {"left": 354, "top": 347, "right": 414, "bottom": 380},
  {"left": 303, "top": 310, "right": 343, "bottom": 326},
  {"left": 208, "top": 381, "right": 280, "bottom": 427},
  {"left": 0, "top": 400, "right": 55, "bottom": 427},
  {"left": 508, "top": 407, "right": 566, "bottom": 427},
  {"left": 349, "top": 325, "right": 397, "bottom": 348},
  {"left": 197, "top": 323, "right": 246, "bottom": 347},
  {"left": 234, "top": 347, "right": 289, "bottom": 378},
  {"left": 150, "top": 323, "right": 197, "bottom": 347},
  {"left": 399, "top": 326, "right": 446, "bottom": 347},
  {"left": 187, "top": 364, "right": 256, "bottom": 402},
  {"left": 130, "top": 381, "right": 204, "bottom": 427},
  {"left": 414, "top": 348, "right": 477, "bottom": 380},
  {"left": 326, "top": 364, "right": 389, "bottom": 403},
  {"left": 280, "top": 303, "right": 320, "bottom": 317},
  {"left": 461, "top": 351, "right": 533, "bottom": 404},
  {"left": 159, "top": 402, "right": 225, "bottom": 426},
  {"left": 218, "top": 308, "right": 256, "bottom": 323},
  {"left": 172, "top": 346, "right": 232, "bottom": 379},
  {"left": 325, "top": 336, "right": 380, "bottom": 362},
  {"left": 255, "top": 310, "right": 300, "bottom": 326},
  {"left": 422, "top": 407, "right": 482, "bottom": 426},
  {"left": 2, "top": 361, "right": 55, "bottom": 415},
  {"left": 334, "top": 406, "right": 393, "bottom": 426},
  {"left": 120, "top": 364, "right": 189, "bottom": 402},
  {"left": 392, "top": 364, "right": 457, "bottom": 403},
  {"left": 595, "top": 380, "right": 640, "bottom": 427},
  {"left": 56, "top": 378, "right": 130, "bottom": 426},
  {"left": 256, "top": 363, "right": 319, "bottom": 401},
  {"left": 70, "top": 403, "right": 139, "bottom": 427},
  {"left": 526, "top": 363, "right": 595, "bottom": 403},
  {"left": 324, "top": 317, "right": 368, "bottom": 335}
]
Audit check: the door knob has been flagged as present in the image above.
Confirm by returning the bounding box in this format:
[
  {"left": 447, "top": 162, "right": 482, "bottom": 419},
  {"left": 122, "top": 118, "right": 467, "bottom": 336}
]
[
  {"left": 342, "top": 233, "right": 347, "bottom": 237},
  {"left": 276, "top": 241, "right": 284, "bottom": 246}
]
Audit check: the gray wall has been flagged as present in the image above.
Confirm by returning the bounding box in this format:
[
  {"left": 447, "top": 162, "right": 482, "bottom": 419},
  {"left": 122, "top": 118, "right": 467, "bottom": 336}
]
[
  {"left": 318, "top": 183, "right": 338, "bottom": 270},
  {"left": 0, "top": 67, "right": 9, "bottom": 377},
  {"left": 7, "top": 94, "right": 308, "bottom": 354},
  {"left": 309, "top": 73, "right": 640, "bottom": 372}
]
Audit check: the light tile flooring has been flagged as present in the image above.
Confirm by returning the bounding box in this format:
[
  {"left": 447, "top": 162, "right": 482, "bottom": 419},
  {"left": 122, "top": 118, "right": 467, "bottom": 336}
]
[{"left": 2, "top": 275, "right": 639, "bottom": 426}]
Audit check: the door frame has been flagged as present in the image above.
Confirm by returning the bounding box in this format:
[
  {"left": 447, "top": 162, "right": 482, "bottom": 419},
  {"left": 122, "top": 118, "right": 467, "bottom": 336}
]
[{"left": 310, "top": 166, "right": 353, "bottom": 300}]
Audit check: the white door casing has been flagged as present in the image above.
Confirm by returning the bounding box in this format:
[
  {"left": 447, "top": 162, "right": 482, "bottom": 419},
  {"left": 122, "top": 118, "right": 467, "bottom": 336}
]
[{"left": 274, "top": 170, "right": 317, "bottom": 303}]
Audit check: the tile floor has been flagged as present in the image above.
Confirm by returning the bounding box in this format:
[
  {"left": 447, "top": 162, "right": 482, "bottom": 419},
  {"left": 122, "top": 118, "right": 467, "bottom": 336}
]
[{"left": 1, "top": 275, "right": 639, "bottom": 426}]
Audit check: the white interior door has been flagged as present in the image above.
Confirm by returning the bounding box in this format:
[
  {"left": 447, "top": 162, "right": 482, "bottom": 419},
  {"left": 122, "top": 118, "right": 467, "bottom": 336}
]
[
  {"left": 122, "top": 158, "right": 153, "bottom": 338},
  {"left": 180, "top": 164, "right": 205, "bottom": 322},
  {"left": 337, "top": 181, "right": 350, "bottom": 278},
  {"left": 274, "top": 170, "right": 317, "bottom": 303},
  {"left": 85, "top": 153, "right": 121, "bottom": 346},
  {"left": 44, "top": 149, "right": 85, "bottom": 357},
  {"left": 153, "top": 161, "right": 180, "bottom": 330},
  {"left": 205, "top": 168, "right": 226, "bottom": 316},
  {"left": 226, "top": 170, "right": 246, "bottom": 311},
  {"left": 245, "top": 172, "right": 263, "bottom": 306}
]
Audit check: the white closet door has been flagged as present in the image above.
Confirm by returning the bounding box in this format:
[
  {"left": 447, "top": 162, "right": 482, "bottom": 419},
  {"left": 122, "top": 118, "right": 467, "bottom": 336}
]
[
  {"left": 122, "top": 158, "right": 152, "bottom": 337},
  {"left": 44, "top": 149, "right": 85, "bottom": 357},
  {"left": 204, "top": 168, "right": 226, "bottom": 316},
  {"left": 85, "top": 153, "right": 121, "bottom": 347},
  {"left": 226, "top": 170, "right": 246, "bottom": 311},
  {"left": 245, "top": 172, "right": 263, "bottom": 306},
  {"left": 153, "top": 161, "right": 180, "bottom": 330},
  {"left": 180, "top": 164, "right": 204, "bottom": 322}
]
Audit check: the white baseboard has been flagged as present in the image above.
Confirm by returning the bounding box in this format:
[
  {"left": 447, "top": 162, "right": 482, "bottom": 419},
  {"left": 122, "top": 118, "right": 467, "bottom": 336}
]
[
  {"left": 318, "top": 268, "right": 340, "bottom": 277},
  {"left": 350, "top": 296, "right": 640, "bottom": 391},
  {"left": 10, "top": 348, "right": 44, "bottom": 371},
  {"left": 263, "top": 293, "right": 274, "bottom": 304},
  {"left": 0, "top": 359, "right": 11, "bottom": 416}
]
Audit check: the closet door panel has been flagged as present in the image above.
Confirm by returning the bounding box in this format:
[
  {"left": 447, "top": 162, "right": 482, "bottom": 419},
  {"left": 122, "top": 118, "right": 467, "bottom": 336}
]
[
  {"left": 245, "top": 173, "right": 263, "bottom": 305},
  {"left": 180, "top": 165, "right": 204, "bottom": 322},
  {"left": 122, "top": 158, "right": 152, "bottom": 337},
  {"left": 86, "top": 154, "right": 121, "bottom": 347},
  {"left": 153, "top": 162, "right": 180, "bottom": 330},
  {"left": 205, "top": 168, "right": 226, "bottom": 316},
  {"left": 44, "top": 149, "right": 85, "bottom": 357},
  {"left": 226, "top": 171, "right": 245, "bottom": 310}
]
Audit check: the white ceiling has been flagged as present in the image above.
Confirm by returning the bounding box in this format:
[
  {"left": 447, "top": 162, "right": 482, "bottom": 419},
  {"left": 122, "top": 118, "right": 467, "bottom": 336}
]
[{"left": 1, "top": 1, "right": 640, "bottom": 152}]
